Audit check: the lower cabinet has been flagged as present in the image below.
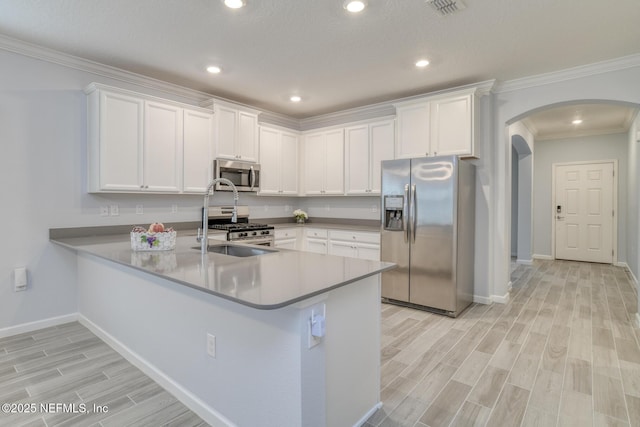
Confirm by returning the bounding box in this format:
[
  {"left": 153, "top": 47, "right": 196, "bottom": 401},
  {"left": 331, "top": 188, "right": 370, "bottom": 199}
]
[
  {"left": 328, "top": 230, "right": 380, "bottom": 261},
  {"left": 304, "top": 228, "right": 329, "bottom": 254},
  {"left": 274, "top": 228, "right": 299, "bottom": 250}
]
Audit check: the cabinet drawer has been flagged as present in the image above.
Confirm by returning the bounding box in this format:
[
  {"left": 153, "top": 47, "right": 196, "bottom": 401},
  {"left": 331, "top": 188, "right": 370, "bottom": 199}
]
[
  {"left": 275, "top": 228, "right": 298, "bottom": 239},
  {"left": 329, "top": 230, "right": 380, "bottom": 244},
  {"left": 305, "top": 228, "right": 328, "bottom": 239}
]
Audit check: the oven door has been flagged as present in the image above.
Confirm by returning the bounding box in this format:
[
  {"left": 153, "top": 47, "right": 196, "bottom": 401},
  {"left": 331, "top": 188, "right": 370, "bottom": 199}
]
[
  {"left": 233, "top": 237, "right": 274, "bottom": 247},
  {"left": 214, "top": 160, "right": 260, "bottom": 192}
]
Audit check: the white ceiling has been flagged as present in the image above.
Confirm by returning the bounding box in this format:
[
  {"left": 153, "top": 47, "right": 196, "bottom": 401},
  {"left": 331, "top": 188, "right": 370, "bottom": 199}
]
[{"left": 1, "top": 0, "right": 639, "bottom": 126}]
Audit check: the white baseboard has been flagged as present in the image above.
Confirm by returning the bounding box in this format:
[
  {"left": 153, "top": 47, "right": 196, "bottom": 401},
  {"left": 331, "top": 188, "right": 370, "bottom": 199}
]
[
  {"left": 78, "top": 315, "right": 235, "bottom": 427},
  {"left": 636, "top": 312, "right": 640, "bottom": 329},
  {"left": 0, "top": 313, "right": 79, "bottom": 339},
  {"left": 491, "top": 292, "right": 511, "bottom": 304},
  {"left": 473, "top": 295, "right": 493, "bottom": 305},
  {"left": 532, "top": 254, "right": 553, "bottom": 260},
  {"left": 355, "top": 402, "right": 382, "bottom": 427},
  {"left": 516, "top": 259, "right": 533, "bottom": 265},
  {"left": 614, "top": 262, "right": 629, "bottom": 268}
]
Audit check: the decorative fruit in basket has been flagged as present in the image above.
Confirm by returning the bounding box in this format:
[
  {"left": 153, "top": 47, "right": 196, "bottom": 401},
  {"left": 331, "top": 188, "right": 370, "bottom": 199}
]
[{"left": 148, "top": 222, "right": 165, "bottom": 233}]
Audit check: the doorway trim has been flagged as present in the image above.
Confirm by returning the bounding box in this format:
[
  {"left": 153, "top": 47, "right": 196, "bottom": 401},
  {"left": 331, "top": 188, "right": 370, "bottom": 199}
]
[{"left": 550, "top": 159, "right": 618, "bottom": 264}]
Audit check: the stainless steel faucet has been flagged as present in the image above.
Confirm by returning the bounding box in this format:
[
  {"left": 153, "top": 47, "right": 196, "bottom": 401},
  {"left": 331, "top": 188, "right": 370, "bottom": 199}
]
[{"left": 197, "top": 178, "right": 239, "bottom": 254}]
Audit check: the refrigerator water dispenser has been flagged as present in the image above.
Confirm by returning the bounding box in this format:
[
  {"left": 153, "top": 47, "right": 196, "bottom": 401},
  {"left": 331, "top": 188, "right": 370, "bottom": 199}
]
[{"left": 383, "top": 195, "right": 404, "bottom": 230}]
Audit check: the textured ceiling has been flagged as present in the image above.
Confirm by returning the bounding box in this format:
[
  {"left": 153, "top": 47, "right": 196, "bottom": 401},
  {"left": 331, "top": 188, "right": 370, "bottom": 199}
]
[{"left": 0, "top": 0, "right": 639, "bottom": 120}]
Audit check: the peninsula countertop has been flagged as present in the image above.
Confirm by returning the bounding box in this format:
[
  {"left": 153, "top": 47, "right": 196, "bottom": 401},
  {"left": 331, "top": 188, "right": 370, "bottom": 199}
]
[{"left": 51, "top": 233, "right": 395, "bottom": 310}]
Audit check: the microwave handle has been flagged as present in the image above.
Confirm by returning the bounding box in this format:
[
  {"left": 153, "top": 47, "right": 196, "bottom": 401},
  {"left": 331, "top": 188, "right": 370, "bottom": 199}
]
[{"left": 250, "top": 166, "right": 255, "bottom": 191}]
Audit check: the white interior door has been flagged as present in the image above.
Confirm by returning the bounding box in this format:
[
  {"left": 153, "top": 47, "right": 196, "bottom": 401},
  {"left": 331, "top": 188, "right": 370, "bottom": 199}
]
[{"left": 554, "top": 162, "right": 614, "bottom": 263}]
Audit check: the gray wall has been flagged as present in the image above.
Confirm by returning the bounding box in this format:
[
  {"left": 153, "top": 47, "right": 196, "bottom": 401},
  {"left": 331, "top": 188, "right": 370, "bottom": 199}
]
[
  {"left": 627, "top": 115, "right": 640, "bottom": 280},
  {"left": 511, "top": 147, "right": 518, "bottom": 256},
  {"left": 532, "top": 133, "right": 629, "bottom": 260}
]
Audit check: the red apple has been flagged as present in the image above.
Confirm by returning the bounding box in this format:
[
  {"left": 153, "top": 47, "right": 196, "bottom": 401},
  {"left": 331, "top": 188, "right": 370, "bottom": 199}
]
[{"left": 148, "top": 222, "right": 165, "bottom": 233}]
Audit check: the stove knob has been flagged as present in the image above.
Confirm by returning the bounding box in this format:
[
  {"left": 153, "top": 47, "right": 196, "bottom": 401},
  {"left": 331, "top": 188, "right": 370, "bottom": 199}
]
[
  {"left": 262, "top": 230, "right": 269, "bottom": 235},
  {"left": 252, "top": 231, "right": 257, "bottom": 236}
]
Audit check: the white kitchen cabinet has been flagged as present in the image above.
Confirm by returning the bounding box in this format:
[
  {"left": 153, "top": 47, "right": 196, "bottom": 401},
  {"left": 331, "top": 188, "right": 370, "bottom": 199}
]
[
  {"left": 430, "top": 93, "right": 474, "bottom": 157},
  {"left": 394, "top": 88, "right": 478, "bottom": 159},
  {"left": 303, "top": 129, "right": 344, "bottom": 195},
  {"left": 274, "top": 227, "right": 299, "bottom": 250},
  {"left": 143, "top": 101, "right": 183, "bottom": 192},
  {"left": 345, "top": 119, "right": 394, "bottom": 195},
  {"left": 214, "top": 103, "right": 258, "bottom": 162},
  {"left": 304, "top": 228, "right": 328, "bottom": 254},
  {"left": 328, "top": 230, "right": 380, "bottom": 260},
  {"left": 183, "top": 109, "right": 214, "bottom": 193},
  {"left": 86, "top": 83, "right": 215, "bottom": 194},
  {"left": 395, "top": 102, "right": 431, "bottom": 159},
  {"left": 259, "top": 126, "right": 299, "bottom": 195}
]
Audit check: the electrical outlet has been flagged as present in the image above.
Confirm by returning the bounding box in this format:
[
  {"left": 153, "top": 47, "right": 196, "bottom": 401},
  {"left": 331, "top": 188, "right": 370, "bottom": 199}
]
[
  {"left": 136, "top": 204, "right": 143, "bottom": 215},
  {"left": 109, "top": 205, "right": 119, "bottom": 216},
  {"left": 171, "top": 204, "right": 178, "bottom": 214},
  {"left": 100, "top": 206, "right": 109, "bottom": 217},
  {"left": 206, "top": 333, "right": 216, "bottom": 358}
]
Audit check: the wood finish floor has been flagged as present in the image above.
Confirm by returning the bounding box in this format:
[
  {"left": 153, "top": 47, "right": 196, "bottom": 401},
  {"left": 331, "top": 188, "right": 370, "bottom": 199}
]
[
  {"left": 0, "top": 322, "right": 208, "bottom": 427},
  {"left": 366, "top": 260, "right": 640, "bottom": 427},
  {"left": 0, "top": 260, "right": 638, "bottom": 427}
]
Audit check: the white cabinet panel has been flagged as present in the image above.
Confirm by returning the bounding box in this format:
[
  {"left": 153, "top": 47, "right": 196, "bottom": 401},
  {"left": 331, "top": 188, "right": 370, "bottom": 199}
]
[
  {"left": 214, "top": 104, "right": 258, "bottom": 162},
  {"left": 303, "top": 129, "right": 344, "bottom": 195},
  {"left": 183, "top": 109, "right": 214, "bottom": 193},
  {"left": 306, "top": 239, "right": 328, "bottom": 254},
  {"left": 430, "top": 94, "right": 473, "bottom": 157},
  {"left": 144, "top": 101, "right": 182, "bottom": 192},
  {"left": 345, "top": 119, "right": 394, "bottom": 195},
  {"left": 259, "top": 126, "right": 299, "bottom": 195},
  {"left": 95, "top": 91, "right": 144, "bottom": 191},
  {"left": 395, "top": 102, "right": 430, "bottom": 159}
]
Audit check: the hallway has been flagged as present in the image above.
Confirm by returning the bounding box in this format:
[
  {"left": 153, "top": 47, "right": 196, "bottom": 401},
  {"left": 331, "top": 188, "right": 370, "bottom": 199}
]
[{"left": 368, "top": 260, "right": 640, "bottom": 426}]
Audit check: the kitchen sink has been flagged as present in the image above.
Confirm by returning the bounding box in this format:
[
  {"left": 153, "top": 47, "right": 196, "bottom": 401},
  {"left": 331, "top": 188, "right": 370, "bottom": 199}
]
[{"left": 194, "top": 244, "right": 277, "bottom": 257}]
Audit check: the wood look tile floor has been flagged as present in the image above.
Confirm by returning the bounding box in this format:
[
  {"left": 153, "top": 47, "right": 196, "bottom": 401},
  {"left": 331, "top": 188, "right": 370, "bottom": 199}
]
[
  {"left": 366, "top": 260, "right": 640, "bottom": 427},
  {"left": 0, "top": 260, "right": 638, "bottom": 427},
  {"left": 0, "top": 322, "right": 208, "bottom": 427}
]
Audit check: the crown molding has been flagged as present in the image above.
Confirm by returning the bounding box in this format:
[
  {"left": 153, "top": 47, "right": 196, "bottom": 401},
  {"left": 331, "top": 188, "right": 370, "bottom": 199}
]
[{"left": 494, "top": 54, "right": 640, "bottom": 94}]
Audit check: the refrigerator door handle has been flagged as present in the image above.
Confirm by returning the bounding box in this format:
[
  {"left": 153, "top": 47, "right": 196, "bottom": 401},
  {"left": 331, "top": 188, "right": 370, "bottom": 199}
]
[
  {"left": 403, "top": 184, "right": 410, "bottom": 243},
  {"left": 411, "top": 184, "right": 417, "bottom": 243}
]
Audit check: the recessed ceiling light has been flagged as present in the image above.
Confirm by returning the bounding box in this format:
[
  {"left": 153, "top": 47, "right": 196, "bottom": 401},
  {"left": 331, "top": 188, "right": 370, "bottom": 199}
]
[
  {"left": 344, "top": 1, "right": 367, "bottom": 13},
  {"left": 206, "top": 66, "right": 222, "bottom": 74},
  {"left": 223, "top": 0, "right": 245, "bottom": 9},
  {"left": 290, "top": 96, "right": 302, "bottom": 103},
  {"left": 572, "top": 119, "right": 583, "bottom": 125},
  {"left": 415, "top": 59, "right": 430, "bottom": 68}
]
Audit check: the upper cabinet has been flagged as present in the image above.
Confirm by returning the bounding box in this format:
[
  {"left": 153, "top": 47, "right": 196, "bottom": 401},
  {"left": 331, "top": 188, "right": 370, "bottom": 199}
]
[
  {"left": 214, "top": 103, "right": 258, "bottom": 163},
  {"left": 344, "top": 119, "right": 395, "bottom": 195},
  {"left": 85, "top": 83, "right": 213, "bottom": 193},
  {"left": 303, "top": 128, "right": 344, "bottom": 195},
  {"left": 394, "top": 88, "right": 479, "bottom": 159},
  {"left": 183, "top": 109, "right": 214, "bottom": 193},
  {"left": 258, "top": 126, "right": 299, "bottom": 196}
]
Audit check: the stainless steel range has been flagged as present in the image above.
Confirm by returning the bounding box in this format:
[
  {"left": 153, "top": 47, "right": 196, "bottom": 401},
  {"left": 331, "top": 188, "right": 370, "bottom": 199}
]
[{"left": 203, "top": 206, "right": 275, "bottom": 246}]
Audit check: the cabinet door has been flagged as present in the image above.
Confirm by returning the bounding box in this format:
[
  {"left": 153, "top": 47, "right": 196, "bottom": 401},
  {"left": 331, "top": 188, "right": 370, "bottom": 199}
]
[
  {"left": 323, "top": 129, "right": 345, "bottom": 195},
  {"left": 306, "top": 238, "right": 328, "bottom": 254},
  {"left": 304, "top": 133, "right": 325, "bottom": 195},
  {"left": 328, "top": 240, "right": 357, "bottom": 258},
  {"left": 237, "top": 111, "right": 258, "bottom": 162},
  {"left": 369, "top": 120, "right": 395, "bottom": 194},
  {"left": 98, "top": 91, "right": 144, "bottom": 191},
  {"left": 276, "top": 239, "right": 297, "bottom": 250},
  {"left": 430, "top": 94, "right": 473, "bottom": 157},
  {"left": 356, "top": 243, "right": 380, "bottom": 261},
  {"left": 395, "top": 103, "right": 430, "bottom": 159},
  {"left": 258, "top": 127, "right": 281, "bottom": 195},
  {"left": 144, "top": 101, "right": 182, "bottom": 192},
  {"left": 345, "top": 125, "right": 370, "bottom": 195},
  {"left": 280, "top": 131, "right": 299, "bottom": 195},
  {"left": 183, "top": 109, "right": 213, "bottom": 193},
  {"left": 215, "top": 105, "right": 237, "bottom": 160}
]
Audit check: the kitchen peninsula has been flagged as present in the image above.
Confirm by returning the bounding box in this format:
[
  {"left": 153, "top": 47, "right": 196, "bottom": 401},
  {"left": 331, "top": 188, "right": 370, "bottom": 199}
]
[{"left": 51, "top": 230, "right": 394, "bottom": 427}]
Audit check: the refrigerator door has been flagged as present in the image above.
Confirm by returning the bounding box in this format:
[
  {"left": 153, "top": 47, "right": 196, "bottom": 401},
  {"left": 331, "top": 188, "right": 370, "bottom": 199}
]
[
  {"left": 409, "top": 156, "right": 457, "bottom": 311},
  {"left": 381, "top": 159, "right": 411, "bottom": 302}
]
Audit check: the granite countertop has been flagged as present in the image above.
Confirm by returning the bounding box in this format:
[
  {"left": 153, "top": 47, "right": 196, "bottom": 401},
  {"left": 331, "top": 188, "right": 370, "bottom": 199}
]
[
  {"left": 271, "top": 222, "right": 381, "bottom": 232},
  {"left": 52, "top": 233, "right": 394, "bottom": 310}
]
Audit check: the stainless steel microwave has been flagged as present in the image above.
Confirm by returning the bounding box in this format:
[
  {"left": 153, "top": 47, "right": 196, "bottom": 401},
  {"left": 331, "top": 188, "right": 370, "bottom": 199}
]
[{"left": 213, "top": 159, "right": 260, "bottom": 192}]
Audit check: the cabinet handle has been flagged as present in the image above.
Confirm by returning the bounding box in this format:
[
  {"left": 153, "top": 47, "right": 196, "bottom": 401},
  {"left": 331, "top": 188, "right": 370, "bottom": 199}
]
[
  {"left": 425, "top": 152, "right": 429, "bottom": 156},
  {"left": 434, "top": 151, "right": 437, "bottom": 156}
]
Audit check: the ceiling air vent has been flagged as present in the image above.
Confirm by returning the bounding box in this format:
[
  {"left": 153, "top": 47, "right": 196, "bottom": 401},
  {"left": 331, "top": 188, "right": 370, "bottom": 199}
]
[{"left": 427, "top": 0, "right": 466, "bottom": 16}]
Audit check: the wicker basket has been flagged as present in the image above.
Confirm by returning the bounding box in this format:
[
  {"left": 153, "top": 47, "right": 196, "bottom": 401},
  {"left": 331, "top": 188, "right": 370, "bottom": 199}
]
[{"left": 130, "top": 231, "right": 176, "bottom": 251}]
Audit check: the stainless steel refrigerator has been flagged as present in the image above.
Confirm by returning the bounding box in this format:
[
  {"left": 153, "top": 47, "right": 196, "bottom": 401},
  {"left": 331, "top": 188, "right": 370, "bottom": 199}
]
[{"left": 380, "top": 156, "right": 475, "bottom": 317}]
